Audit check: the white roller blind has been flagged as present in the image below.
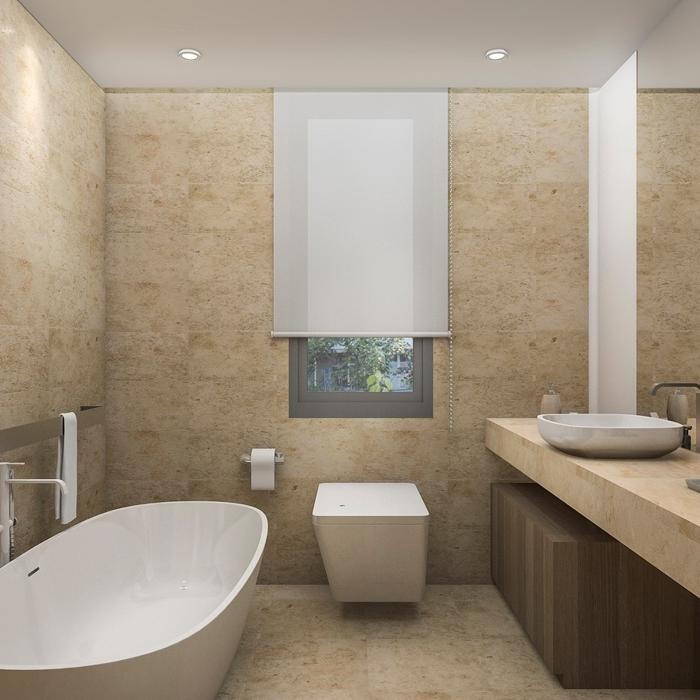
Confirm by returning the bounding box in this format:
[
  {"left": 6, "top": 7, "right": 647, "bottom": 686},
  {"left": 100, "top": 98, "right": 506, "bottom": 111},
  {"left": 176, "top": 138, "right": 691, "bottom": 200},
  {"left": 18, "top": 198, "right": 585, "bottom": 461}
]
[{"left": 273, "top": 90, "right": 449, "bottom": 338}]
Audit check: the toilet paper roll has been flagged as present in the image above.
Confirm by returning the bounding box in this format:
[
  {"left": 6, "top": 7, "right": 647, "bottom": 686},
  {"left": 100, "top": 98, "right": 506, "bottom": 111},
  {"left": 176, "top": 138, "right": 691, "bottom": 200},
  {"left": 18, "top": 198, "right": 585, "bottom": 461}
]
[{"left": 250, "top": 448, "right": 276, "bottom": 491}]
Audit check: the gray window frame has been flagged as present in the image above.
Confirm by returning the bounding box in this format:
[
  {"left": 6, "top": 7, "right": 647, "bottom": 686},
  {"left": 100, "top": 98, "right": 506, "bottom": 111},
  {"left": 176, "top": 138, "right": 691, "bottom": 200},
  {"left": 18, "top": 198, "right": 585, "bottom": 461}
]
[{"left": 289, "top": 338, "right": 433, "bottom": 418}]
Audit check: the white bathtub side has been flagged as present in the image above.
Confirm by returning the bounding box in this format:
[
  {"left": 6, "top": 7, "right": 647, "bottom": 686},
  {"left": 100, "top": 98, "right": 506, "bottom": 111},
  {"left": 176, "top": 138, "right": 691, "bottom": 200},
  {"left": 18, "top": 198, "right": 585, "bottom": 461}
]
[
  {"left": 0, "top": 559, "right": 260, "bottom": 700},
  {"left": 0, "top": 501, "right": 266, "bottom": 668}
]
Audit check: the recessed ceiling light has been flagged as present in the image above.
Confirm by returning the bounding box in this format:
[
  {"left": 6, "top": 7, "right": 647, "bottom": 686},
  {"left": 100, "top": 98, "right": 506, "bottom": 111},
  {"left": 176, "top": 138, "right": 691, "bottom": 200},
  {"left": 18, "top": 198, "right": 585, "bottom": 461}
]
[
  {"left": 178, "top": 48, "right": 201, "bottom": 61},
  {"left": 485, "top": 48, "right": 509, "bottom": 61}
]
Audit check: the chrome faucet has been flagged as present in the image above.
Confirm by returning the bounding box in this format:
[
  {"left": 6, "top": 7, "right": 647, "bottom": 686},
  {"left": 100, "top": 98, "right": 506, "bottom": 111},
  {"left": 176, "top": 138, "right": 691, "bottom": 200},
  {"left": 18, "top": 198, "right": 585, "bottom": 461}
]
[
  {"left": 0, "top": 462, "right": 68, "bottom": 567},
  {"left": 649, "top": 382, "right": 700, "bottom": 408},
  {"left": 650, "top": 382, "right": 700, "bottom": 395}
]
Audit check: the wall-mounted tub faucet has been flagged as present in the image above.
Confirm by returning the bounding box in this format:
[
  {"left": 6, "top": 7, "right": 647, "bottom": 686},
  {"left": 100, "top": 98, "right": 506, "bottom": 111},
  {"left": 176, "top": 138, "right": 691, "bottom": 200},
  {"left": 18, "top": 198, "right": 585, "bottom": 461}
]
[{"left": 0, "top": 462, "right": 69, "bottom": 567}]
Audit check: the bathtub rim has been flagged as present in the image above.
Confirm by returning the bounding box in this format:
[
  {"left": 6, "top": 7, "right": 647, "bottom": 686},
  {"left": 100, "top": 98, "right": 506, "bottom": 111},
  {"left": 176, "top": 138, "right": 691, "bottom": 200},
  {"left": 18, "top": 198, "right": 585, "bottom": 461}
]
[{"left": 0, "top": 500, "right": 268, "bottom": 672}]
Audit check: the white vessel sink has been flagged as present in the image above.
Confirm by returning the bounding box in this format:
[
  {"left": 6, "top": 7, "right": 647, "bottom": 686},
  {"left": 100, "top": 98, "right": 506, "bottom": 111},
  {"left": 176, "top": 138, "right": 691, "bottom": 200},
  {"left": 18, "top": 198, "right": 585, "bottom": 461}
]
[{"left": 537, "top": 413, "right": 684, "bottom": 459}]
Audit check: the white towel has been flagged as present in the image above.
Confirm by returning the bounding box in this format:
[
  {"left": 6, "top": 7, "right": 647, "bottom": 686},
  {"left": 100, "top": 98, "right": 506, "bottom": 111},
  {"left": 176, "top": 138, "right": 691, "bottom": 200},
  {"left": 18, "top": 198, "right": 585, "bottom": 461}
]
[{"left": 55, "top": 412, "right": 78, "bottom": 524}]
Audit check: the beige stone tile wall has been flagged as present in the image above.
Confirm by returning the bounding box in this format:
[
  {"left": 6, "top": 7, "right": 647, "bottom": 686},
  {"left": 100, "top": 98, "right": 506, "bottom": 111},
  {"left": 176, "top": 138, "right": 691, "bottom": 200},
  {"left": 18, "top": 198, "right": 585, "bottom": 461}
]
[
  {"left": 104, "top": 88, "right": 587, "bottom": 583},
  {"left": 638, "top": 94, "right": 700, "bottom": 415},
  {"left": 449, "top": 89, "right": 588, "bottom": 581},
  {"left": 0, "top": 0, "right": 106, "bottom": 553},
  {"left": 638, "top": 91, "right": 700, "bottom": 418}
]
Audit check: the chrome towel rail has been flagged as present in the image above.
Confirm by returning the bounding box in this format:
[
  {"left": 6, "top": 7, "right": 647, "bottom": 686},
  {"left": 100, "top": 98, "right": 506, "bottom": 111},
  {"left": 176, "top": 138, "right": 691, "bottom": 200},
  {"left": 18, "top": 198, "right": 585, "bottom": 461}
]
[
  {"left": 240, "top": 452, "right": 285, "bottom": 465},
  {"left": 0, "top": 406, "right": 104, "bottom": 453}
]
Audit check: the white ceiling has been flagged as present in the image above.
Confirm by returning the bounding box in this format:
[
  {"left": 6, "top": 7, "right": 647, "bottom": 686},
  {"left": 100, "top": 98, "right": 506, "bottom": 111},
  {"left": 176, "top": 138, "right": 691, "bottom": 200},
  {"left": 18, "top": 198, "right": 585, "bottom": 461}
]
[
  {"left": 638, "top": 0, "right": 700, "bottom": 88},
  {"left": 20, "top": 0, "right": 680, "bottom": 88}
]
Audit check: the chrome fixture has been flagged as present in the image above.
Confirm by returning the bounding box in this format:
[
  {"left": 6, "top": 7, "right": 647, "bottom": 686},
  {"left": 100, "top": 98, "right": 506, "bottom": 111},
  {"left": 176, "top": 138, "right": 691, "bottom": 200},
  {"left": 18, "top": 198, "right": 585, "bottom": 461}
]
[
  {"left": 0, "top": 406, "right": 102, "bottom": 567},
  {"left": 649, "top": 381, "right": 700, "bottom": 409},
  {"left": 650, "top": 382, "right": 700, "bottom": 394},
  {"left": 0, "top": 463, "right": 69, "bottom": 567},
  {"left": 0, "top": 406, "right": 103, "bottom": 453},
  {"left": 240, "top": 452, "right": 285, "bottom": 465}
]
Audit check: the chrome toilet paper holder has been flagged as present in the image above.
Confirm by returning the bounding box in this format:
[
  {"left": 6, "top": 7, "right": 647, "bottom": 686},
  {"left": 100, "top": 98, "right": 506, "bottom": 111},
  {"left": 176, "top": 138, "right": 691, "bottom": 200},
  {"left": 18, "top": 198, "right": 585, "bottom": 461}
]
[{"left": 240, "top": 452, "right": 285, "bottom": 465}]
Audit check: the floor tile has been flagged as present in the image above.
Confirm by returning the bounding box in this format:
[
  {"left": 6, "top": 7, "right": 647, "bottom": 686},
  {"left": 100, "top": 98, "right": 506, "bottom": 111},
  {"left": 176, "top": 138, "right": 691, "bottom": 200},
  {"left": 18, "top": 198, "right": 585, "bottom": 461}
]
[{"left": 218, "top": 585, "right": 698, "bottom": 700}]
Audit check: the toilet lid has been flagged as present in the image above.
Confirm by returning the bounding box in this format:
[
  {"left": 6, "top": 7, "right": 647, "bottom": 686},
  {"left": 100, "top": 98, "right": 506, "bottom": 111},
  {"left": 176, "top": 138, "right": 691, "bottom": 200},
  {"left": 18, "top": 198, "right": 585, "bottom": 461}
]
[{"left": 313, "top": 482, "right": 429, "bottom": 524}]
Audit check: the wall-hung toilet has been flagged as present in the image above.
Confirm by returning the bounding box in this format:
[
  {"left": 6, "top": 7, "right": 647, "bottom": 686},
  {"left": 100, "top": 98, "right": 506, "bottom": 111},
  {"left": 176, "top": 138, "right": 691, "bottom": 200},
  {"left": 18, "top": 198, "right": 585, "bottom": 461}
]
[{"left": 312, "top": 482, "right": 429, "bottom": 602}]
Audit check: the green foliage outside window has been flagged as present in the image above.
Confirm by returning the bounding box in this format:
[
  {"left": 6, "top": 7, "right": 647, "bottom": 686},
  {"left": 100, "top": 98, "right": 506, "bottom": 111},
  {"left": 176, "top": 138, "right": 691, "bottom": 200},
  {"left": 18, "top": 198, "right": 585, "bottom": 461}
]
[{"left": 307, "top": 337, "right": 413, "bottom": 393}]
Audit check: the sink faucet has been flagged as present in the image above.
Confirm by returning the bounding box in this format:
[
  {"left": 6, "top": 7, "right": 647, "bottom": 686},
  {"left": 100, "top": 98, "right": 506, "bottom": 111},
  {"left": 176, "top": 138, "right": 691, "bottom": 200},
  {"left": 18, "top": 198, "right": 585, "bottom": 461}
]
[{"left": 650, "top": 382, "right": 700, "bottom": 402}]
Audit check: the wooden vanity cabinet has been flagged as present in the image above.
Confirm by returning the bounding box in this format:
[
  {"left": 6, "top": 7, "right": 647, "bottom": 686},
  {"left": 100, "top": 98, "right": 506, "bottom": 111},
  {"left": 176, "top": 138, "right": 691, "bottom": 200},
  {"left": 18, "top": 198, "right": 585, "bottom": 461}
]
[{"left": 491, "top": 482, "right": 700, "bottom": 689}]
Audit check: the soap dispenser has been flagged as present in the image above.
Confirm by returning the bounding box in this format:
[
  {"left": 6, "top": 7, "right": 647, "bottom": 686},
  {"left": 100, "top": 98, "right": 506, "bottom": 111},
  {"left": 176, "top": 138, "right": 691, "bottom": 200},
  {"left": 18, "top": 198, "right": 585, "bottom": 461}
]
[
  {"left": 667, "top": 390, "right": 689, "bottom": 425},
  {"left": 540, "top": 385, "right": 561, "bottom": 415}
]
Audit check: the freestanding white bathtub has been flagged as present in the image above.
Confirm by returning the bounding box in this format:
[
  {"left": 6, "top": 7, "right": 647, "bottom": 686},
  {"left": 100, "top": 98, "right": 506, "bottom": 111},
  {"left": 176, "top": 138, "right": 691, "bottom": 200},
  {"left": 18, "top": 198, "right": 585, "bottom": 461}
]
[{"left": 0, "top": 501, "right": 267, "bottom": 700}]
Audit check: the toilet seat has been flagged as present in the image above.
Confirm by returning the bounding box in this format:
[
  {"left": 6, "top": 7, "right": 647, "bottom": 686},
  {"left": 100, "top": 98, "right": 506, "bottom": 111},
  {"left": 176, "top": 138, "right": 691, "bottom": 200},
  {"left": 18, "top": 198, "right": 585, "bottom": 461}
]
[{"left": 313, "top": 482, "right": 429, "bottom": 524}]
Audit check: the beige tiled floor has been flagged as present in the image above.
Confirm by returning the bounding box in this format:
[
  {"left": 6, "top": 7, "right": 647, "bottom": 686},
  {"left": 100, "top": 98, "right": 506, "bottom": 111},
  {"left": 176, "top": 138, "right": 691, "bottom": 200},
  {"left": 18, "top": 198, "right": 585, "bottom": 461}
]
[{"left": 218, "top": 585, "right": 699, "bottom": 699}]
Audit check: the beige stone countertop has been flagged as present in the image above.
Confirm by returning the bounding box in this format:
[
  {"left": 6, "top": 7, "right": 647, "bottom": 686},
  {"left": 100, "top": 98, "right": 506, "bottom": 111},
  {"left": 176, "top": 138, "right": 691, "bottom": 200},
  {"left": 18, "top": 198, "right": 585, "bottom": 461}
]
[{"left": 485, "top": 417, "right": 700, "bottom": 598}]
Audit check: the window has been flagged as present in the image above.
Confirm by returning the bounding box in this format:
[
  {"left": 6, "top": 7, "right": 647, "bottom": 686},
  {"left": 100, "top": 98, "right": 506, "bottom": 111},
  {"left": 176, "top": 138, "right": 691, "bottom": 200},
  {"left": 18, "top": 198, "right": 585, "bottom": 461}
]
[{"left": 289, "top": 338, "right": 432, "bottom": 418}]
